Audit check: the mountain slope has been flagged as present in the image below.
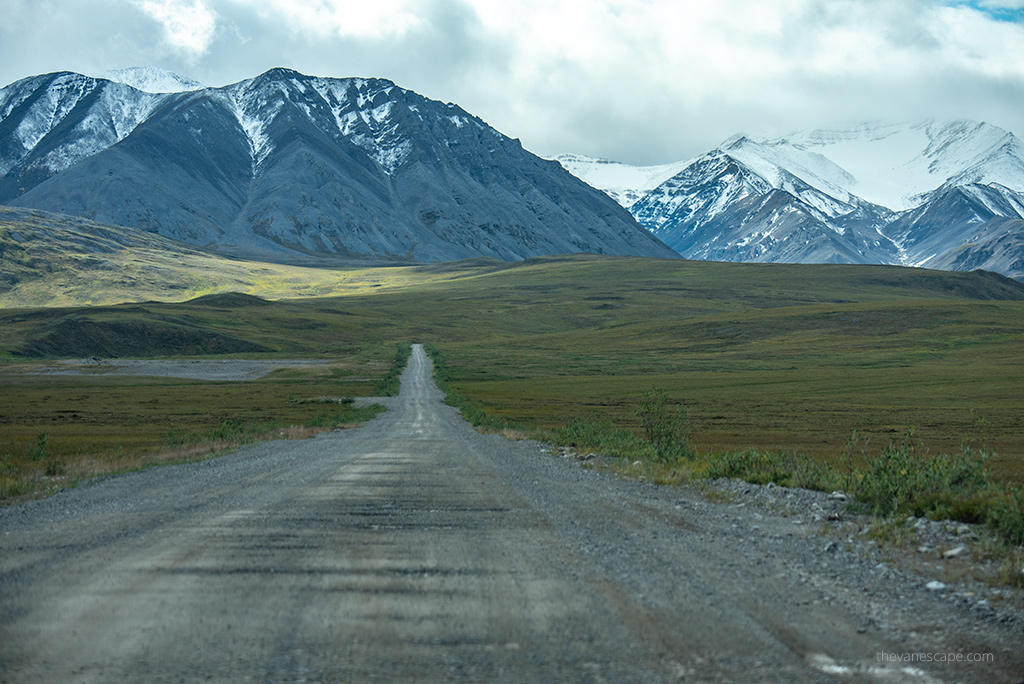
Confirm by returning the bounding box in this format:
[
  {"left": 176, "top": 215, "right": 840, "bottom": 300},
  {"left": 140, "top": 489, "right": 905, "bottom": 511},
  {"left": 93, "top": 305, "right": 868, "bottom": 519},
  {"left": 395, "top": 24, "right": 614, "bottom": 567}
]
[
  {"left": 784, "top": 120, "right": 1024, "bottom": 211},
  {"left": 0, "top": 205, "right": 552, "bottom": 307},
  {"left": 0, "top": 72, "right": 162, "bottom": 196},
  {"left": 0, "top": 68, "right": 676, "bottom": 263},
  {"left": 630, "top": 147, "right": 899, "bottom": 265}
]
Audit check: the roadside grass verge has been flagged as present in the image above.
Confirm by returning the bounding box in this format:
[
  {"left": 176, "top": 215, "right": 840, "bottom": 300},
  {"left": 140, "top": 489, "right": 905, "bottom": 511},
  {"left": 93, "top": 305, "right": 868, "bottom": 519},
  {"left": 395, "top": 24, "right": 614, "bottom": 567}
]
[
  {"left": 425, "top": 342, "right": 521, "bottom": 432},
  {"left": 0, "top": 403, "right": 385, "bottom": 504},
  {"left": 557, "top": 416, "right": 1024, "bottom": 568},
  {"left": 373, "top": 343, "right": 412, "bottom": 396},
  {"left": 0, "top": 352, "right": 393, "bottom": 504}
]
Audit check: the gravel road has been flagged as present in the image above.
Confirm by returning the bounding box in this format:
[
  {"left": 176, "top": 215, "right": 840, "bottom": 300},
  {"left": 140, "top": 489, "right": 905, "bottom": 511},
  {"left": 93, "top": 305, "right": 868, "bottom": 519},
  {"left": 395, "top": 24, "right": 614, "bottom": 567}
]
[{"left": 1, "top": 345, "right": 1021, "bottom": 682}]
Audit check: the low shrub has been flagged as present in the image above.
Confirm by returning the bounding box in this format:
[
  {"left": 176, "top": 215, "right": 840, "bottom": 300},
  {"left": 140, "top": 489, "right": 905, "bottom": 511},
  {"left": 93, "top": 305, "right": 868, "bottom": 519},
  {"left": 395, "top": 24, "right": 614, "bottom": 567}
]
[
  {"left": 551, "top": 417, "right": 652, "bottom": 460},
  {"left": 25, "top": 432, "right": 48, "bottom": 461},
  {"left": 703, "top": 448, "right": 841, "bottom": 491},
  {"left": 989, "top": 485, "right": 1024, "bottom": 546},
  {"left": 853, "top": 432, "right": 992, "bottom": 519},
  {"left": 635, "top": 388, "right": 694, "bottom": 463},
  {"left": 701, "top": 431, "right": 1022, "bottom": 550}
]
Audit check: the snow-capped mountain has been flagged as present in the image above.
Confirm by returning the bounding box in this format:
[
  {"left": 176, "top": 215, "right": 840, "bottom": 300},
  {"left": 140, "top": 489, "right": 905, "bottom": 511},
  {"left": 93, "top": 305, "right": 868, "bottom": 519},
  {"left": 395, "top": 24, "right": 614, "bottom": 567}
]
[
  {"left": 555, "top": 120, "right": 1024, "bottom": 279},
  {"left": 0, "top": 72, "right": 164, "bottom": 185},
  {"left": 0, "top": 68, "right": 676, "bottom": 263},
  {"left": 99, "top": 67, "right": 204, "bottom": 93}
]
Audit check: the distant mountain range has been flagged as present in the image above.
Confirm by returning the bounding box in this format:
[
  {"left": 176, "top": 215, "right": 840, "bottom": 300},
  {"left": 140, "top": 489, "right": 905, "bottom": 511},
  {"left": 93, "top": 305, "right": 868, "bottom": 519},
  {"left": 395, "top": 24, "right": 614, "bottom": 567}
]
[
  {"left": 0, "top": 68, "right": 675, "bottom": 263},
  {"left": 553, "top": 121, "right": 1024, "bottom": 280},
  {"left": 3, "top": 67, "right": 1021, "bottom": 279}
]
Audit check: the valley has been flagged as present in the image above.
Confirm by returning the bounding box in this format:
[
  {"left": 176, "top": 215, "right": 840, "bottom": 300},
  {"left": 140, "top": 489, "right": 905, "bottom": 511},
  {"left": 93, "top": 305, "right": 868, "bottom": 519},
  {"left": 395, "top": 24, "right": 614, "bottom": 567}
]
[{"left": 3, "top": 254, "right": 1023, "bottom": 497}]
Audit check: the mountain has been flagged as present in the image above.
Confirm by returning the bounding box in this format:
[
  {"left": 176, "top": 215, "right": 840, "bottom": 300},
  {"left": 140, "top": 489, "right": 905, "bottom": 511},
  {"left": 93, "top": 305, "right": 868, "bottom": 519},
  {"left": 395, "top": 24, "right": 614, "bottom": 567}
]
[
  {"left": 0, "top": 68, "right": 676, "bottom": 264},
  {"left": 629, "top": 141, "right": 899, "bottom": 265},
  {"left": 0, "top": 73, "right": 165, "bottom": 193},
  {"left": 556, "top": 121, "right": 1024, "bottom": 279}
]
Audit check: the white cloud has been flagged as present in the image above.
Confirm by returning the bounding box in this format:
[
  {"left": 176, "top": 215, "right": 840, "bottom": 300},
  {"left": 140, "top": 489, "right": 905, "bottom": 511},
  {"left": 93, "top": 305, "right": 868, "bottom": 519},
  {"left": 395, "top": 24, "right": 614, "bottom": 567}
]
[
  {"left": 223, "top": 0, "right": 425, "bottom": 39},
  {"left": 133, "top": 0, "right": 219, "bottom": 58},
  {"left": 934, "top": 5, "right": 1024, "bottom": 78},
  {"left": 2, "top": 0, "right": 1023, "bottom": 165},
  {"left": 430, "top": 0, "right": 1024, "bottom": 161}
]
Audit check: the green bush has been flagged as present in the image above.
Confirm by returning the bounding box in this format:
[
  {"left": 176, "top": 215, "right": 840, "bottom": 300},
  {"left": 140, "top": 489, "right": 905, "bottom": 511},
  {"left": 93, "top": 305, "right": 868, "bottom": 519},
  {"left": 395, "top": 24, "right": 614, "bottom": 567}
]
[
  {"left": 989, "top": 485, "right": 1024, "bottom": 546},
  {"left": 854, "top": 432, "right": 992, "bottom": 519},
  {"left": 25, "top": 432, "right": 48, "bottom": 461},
  {"left": 634, "top": 388, "right": 694, "bottom": 462}
]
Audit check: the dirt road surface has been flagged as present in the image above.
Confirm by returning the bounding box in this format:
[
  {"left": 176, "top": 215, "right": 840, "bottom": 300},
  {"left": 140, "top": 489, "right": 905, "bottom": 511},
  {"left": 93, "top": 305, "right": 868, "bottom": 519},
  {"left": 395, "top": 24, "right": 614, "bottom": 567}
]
[{"left": 1, "top": 345, "right": 1021, "bottom": 682}]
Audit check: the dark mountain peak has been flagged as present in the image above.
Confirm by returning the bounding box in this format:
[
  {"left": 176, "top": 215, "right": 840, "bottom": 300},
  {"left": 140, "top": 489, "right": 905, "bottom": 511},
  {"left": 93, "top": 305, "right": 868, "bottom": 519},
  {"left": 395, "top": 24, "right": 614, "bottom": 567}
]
[{"left": 252, "top": 67, "right": 308, "bottom": 83}]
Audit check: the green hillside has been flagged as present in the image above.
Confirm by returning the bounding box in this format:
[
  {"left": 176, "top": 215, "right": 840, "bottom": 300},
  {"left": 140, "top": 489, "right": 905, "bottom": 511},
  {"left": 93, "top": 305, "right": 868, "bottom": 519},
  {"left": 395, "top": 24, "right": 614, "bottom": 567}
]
[{"left": 0, "top": 206, "right": 490, "bottom": 307}]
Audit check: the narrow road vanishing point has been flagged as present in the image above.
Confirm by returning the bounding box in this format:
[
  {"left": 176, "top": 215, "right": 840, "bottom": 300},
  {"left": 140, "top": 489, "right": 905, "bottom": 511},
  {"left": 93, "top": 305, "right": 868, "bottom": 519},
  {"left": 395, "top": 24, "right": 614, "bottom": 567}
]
[{"left": 1, "top": 345, "right": 1021, "bottom": 682}]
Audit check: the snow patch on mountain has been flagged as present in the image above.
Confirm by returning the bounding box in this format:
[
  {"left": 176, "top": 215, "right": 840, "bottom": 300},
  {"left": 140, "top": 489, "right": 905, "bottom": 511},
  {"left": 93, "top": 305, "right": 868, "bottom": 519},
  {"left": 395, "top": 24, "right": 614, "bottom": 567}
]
[
  {"left": 780, "top": 121, "right": 1024, "bottom": 211},
  {"left": 12, "top": 74, "right": 99, "bottom": 152},
  {"left": 721, "top": 136, "right": 858, "bottom": 213},
  {"left": 328, "top": 79, "right": 415, "bottom": 174},
  {"left": 100, "top": 67, "right": 204, "bottom": 93},
  {"left": 549, "top": 154, "right": 691, "bottom": 208},
  {"left": 0, "top": 73, "right": 163, "bottom": 177},
  {"left": 218, "top": 85, "right": 275, "bottom": 170}
]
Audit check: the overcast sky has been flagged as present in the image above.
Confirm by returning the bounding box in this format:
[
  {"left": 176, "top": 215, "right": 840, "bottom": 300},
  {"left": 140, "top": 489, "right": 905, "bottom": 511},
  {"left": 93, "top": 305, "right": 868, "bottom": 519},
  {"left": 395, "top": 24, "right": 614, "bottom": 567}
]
[{"left": 2, "top": 0, "right": 1023, "bottom": 165}]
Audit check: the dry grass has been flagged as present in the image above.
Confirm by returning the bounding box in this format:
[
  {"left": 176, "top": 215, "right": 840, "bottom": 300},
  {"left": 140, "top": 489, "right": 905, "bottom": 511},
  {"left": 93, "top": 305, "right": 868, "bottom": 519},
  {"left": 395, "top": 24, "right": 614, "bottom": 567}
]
[
  {"left": 0, "top": 424, "right": 347, "bottom": 505},
  {"left": 482, "top": 427, "right": 533, "bottom": 440}
]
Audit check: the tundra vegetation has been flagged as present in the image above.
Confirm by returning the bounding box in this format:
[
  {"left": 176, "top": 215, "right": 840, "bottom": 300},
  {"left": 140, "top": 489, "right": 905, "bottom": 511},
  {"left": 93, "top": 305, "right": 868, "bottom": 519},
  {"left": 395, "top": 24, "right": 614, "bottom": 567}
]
[{"left": 2, "top": 254, "right": 1023, "bottom": 579}]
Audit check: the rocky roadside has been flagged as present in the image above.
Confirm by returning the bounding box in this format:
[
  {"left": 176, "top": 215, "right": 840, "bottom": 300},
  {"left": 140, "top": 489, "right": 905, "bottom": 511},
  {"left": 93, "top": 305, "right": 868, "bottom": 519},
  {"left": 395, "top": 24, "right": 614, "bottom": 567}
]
[{"left": 549, "top": 445, "right": 1024, "bottom": 637}]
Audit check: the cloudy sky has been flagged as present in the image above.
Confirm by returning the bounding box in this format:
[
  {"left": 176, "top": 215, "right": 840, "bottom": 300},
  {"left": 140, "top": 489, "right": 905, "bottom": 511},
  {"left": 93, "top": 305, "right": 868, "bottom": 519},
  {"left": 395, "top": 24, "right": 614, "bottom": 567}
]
[{"left": 2, "top": 0, "right": 1023, "bottom": 165}]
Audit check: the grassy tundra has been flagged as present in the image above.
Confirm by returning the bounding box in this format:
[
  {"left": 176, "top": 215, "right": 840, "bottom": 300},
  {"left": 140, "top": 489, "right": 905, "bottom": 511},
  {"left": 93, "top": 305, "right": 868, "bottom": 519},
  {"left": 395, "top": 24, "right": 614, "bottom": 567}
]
[{"left": 2, "top": 256, "right": 1023, "bottom": 530}]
